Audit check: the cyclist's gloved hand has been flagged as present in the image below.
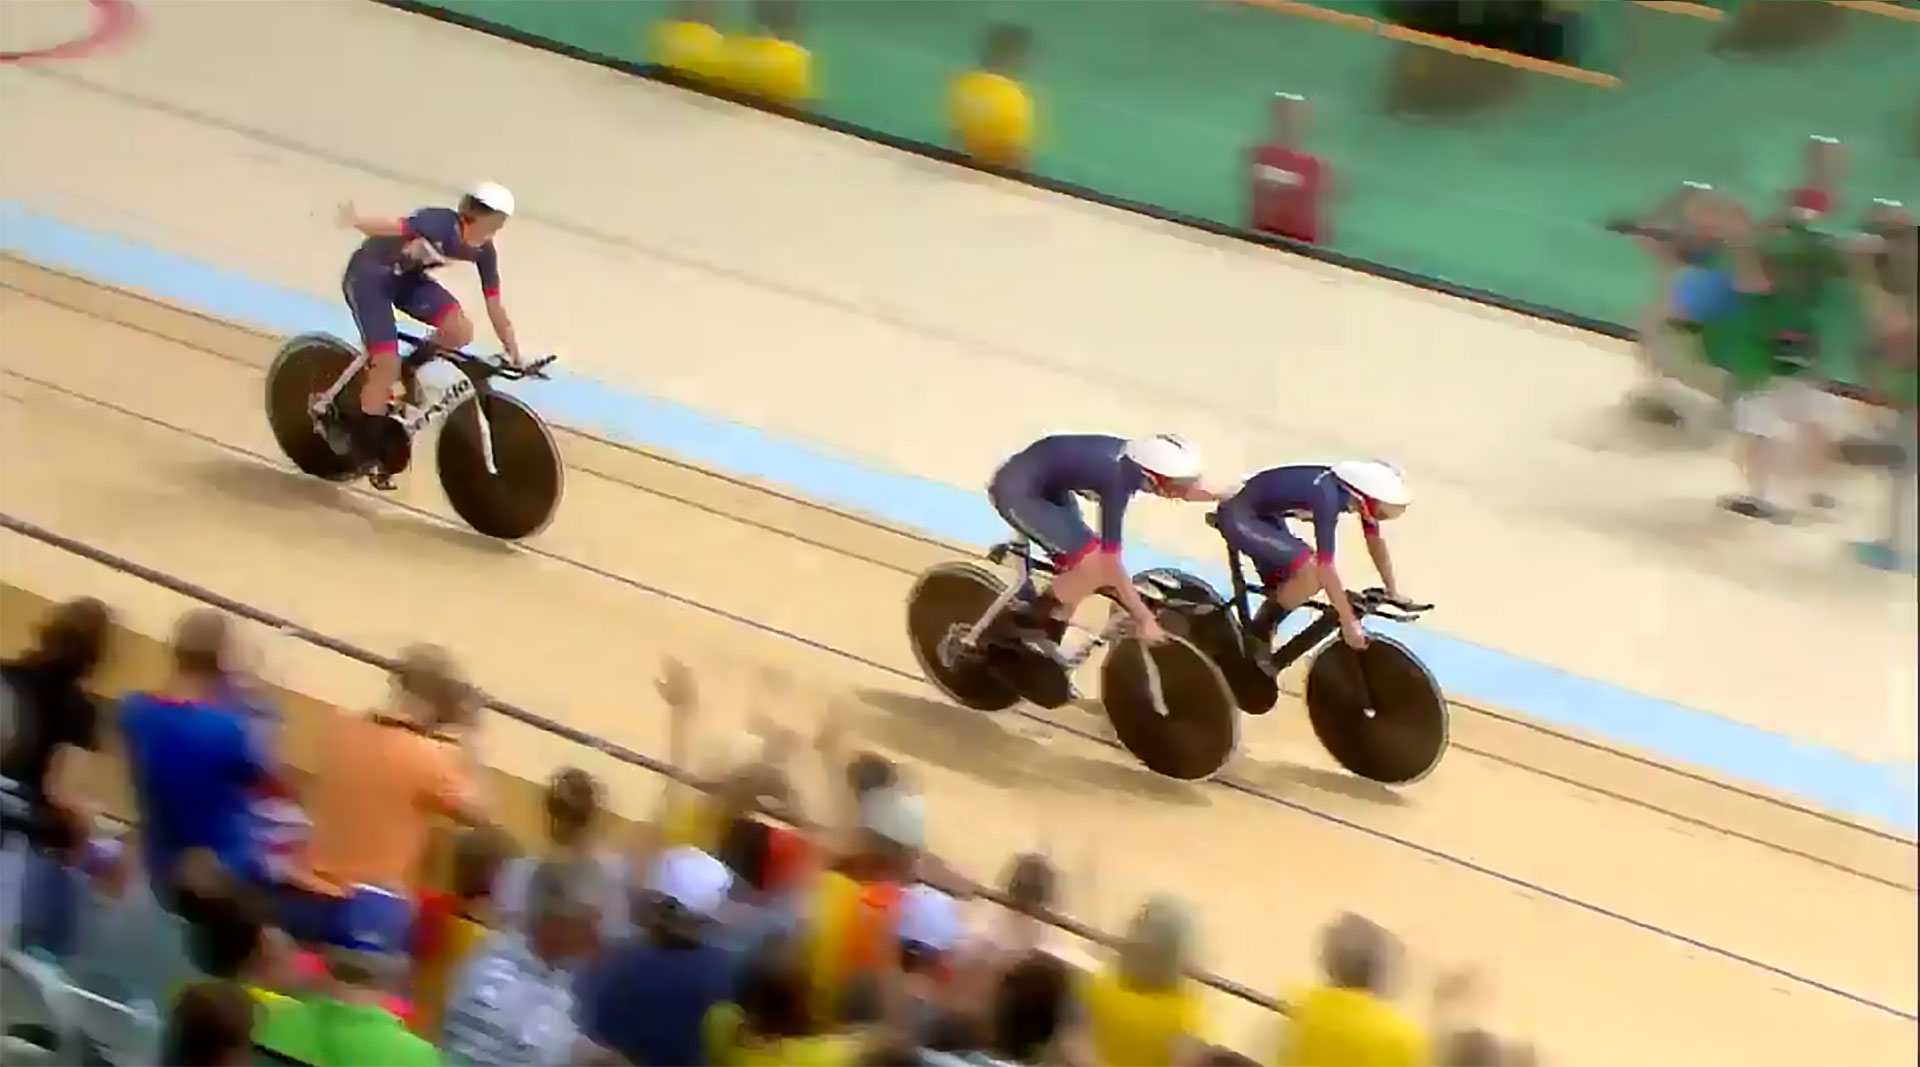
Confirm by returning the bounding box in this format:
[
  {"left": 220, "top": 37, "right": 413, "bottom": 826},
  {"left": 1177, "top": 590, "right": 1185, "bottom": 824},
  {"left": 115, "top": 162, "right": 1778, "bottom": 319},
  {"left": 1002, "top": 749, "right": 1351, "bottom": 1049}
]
[{"left": 1385, "top": 591, "right": 1432, "bottom": 612}]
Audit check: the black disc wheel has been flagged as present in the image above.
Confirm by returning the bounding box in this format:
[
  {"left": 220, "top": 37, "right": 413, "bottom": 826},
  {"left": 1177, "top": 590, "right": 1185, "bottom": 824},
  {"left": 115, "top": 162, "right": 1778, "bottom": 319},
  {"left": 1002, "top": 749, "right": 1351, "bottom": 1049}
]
[
  {"left": 905, "top": 562, "right": 1021, "bottom": 712},
  {"left": 263, "top": 333, "right": 362, "bottom": 481},
  {"left": 1099, "top": 635, "right": 1238, "bottom": 781},
  {"left": 434, "top": 392, "right": 565, "bottom": 540},
  {"left": 1303, "top": 636, "right": 1449, "bottom": 785}
]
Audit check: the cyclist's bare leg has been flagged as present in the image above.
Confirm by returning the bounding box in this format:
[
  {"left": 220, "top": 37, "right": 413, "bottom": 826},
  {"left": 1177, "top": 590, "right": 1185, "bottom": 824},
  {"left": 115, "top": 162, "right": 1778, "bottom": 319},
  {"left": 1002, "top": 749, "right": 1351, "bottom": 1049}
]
[{"left": 1250, "top": 561, "right": 1320, "bottom": 640}]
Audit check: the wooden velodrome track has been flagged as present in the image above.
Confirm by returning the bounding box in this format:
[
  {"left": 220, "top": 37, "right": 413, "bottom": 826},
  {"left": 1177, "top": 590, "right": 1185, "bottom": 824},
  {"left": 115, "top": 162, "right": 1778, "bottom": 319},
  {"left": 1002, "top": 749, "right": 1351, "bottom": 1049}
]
[
  {"left": 1, "top": 260, "right": 1913, "bottom": 1063},
  {"left": 0, "top": 0, "right": 1914, "bottom": 1061}
]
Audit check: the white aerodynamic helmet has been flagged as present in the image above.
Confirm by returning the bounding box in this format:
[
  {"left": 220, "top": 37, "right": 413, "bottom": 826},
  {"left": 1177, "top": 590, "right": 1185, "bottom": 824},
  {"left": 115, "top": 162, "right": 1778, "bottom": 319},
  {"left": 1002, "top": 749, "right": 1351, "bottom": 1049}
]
[
  {"left": 1332, "top": 459, "right": 1411, "bottom": 507},
  {"left": 465, "top": 181, "right": 516, "bottom": 217},
  {"left": 1124, "top": 434, "right": 1204, "bottom": 484}
]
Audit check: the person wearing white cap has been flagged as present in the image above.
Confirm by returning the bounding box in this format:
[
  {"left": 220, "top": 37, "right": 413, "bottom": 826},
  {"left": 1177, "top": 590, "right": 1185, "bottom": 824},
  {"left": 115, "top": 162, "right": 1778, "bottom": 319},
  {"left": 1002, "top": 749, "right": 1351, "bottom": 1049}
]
[
  {"left": 333, "top": 181, "right": 528, "bottom": 488},
  {"left": 572, "top": 846, "right": 739, "bottom": 1067},
  {"left": 1210, "top": 460, "right": 1426, "bottom": 669}
]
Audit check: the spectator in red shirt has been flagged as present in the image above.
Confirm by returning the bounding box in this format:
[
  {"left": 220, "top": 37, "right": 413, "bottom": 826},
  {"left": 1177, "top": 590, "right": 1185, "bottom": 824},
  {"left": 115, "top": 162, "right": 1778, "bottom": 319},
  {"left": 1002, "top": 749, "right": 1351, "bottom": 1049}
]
[
  {"left": 1248, "top": 93, "right": 1330, "bottom": 245},
  {"left": 1785, "top": 135, "right": 1843, "bottom": 223}
]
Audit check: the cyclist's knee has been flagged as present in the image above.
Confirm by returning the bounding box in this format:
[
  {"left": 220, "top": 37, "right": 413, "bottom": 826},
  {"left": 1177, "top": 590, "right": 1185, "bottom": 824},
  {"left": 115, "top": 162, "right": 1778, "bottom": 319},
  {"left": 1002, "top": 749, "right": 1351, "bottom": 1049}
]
[{"left": 433, "top": 306, "right": 475, "bottom": 348}]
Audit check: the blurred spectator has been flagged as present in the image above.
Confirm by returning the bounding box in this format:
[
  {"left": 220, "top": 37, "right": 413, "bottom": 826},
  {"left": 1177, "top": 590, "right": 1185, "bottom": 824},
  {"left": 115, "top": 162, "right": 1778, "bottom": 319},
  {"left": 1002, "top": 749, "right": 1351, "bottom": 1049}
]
[
  {"left": 729, "top": 0, "right": 812, "bottom": 110},
  {"left": 162, "top": 980, "right": 257, "bottom": 1067},
  {"left": 1273, "top": 913, "right": 1428, "bottom": 1067},
  {"left": 1611, "top": 184, "right": 1742, "bottom": 427},
  {"left": 121, "top": 610, "right": 271, "bottom": 900},
  {"left": 254, "top": 939, "right": 439, "bottom": 1066},
  {"left": 948, "top": 23, "right": 1034, "bottom": 170},
  {"left": 441, "top": 855, "right": 610, "bottom": 1066},
  {"left": 1081, "top": 894, "right": 1205, "bottom": 1066},
  {"left": 496, "top": 766, "right": 631, "bottom": 943},
  {"left": 806, "top": 781, "right": 921, "bottom": 1024},
  {"left": 714, "top": 806, "right": 811, "bottom": 954},
  {"left": 983, "top": 951, "right": 1080, "bottom": 1065},
  {"left": 709, "top": 932, "right": 910, "bottom": 1066},
  {"left": 573, "top": 844, "right": 739, "bottom": 1066},
  {"left": 1719, "top": 202, "right": 1850, "bottom": 520},
  {"left": 1, "top": 596, "right": 111, "bottom": 955},
  {"left": 652, "top": 0, "right": 726, "bottom": 84},
  {"left": 411, "top": 824, "right": 518, "bottom": 1040},
  {"left": 1852, "top": 200, "right": 1918, "bottom": 571},
  {"left": 282, "top": 643, "right": 486, "bottom": 947},
  {"left": 1248, "top": 93, "right": 1330, "bottom": 246},
  {"left": 1785, "top": 135, "right": 1845, "bottom": 224},
  {"left": 62, "top": 836, "right": 200, "bottom": 1007},
  {"left": 968, "top": 852, "right": 1058, "bottom": 964}
]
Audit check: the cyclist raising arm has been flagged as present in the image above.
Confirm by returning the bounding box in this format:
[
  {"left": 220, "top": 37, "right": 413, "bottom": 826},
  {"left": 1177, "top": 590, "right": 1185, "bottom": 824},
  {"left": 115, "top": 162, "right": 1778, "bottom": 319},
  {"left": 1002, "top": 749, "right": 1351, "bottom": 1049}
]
[{"left": 335, "top": 182, "right": 522, "bottom": 486}]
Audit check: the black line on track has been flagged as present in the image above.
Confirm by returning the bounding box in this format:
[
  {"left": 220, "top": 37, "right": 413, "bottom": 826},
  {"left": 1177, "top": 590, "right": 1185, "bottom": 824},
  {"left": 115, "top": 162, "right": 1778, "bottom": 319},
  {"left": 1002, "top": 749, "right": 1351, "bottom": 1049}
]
[{"left": 0, "top": 366, "right": 1911, "bottom": 1021}]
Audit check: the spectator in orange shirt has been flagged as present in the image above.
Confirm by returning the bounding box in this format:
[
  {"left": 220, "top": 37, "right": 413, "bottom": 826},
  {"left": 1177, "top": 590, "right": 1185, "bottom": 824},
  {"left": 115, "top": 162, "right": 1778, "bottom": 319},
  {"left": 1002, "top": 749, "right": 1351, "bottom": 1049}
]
[
  {"left": 277, "top": 644, "right": 489, "bottom": 949},
  {"left": 1249, "top": 93, "right": 1331, "bottom": 245}
]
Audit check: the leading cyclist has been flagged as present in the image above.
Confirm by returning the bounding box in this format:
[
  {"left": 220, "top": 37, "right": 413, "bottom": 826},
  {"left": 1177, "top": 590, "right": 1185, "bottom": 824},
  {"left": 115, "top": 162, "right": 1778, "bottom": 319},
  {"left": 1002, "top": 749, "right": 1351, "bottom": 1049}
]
[
  {"left": 985, "top": 433, "right": 1216, "bottom": 658},
  {"left": 335, "top": 182, "right": 524, "bottom": 487},
  {"left": 1211, "top": 460, "right": 1419, "bottom": 666}
]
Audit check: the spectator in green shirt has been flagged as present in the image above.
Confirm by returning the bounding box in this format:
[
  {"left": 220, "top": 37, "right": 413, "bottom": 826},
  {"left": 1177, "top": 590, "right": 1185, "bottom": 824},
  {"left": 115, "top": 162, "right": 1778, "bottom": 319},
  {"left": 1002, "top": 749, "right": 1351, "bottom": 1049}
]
[
  {"left": 1716, "top": 210, "right": 1850, "bottom": 521},
  {"left": 254, "top": 946, "right": 440, "bottom": 1066}
]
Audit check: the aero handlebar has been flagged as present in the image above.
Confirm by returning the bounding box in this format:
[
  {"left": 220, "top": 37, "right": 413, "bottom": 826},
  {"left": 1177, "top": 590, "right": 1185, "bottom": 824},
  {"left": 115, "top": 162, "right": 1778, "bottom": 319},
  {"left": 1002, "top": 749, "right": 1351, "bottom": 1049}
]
[
  {"left": 1346, "top": 587, "right": 1434, "bottom": 623},
  {"left": 468, "top": 353, "right": 557, "bottom": 382}
]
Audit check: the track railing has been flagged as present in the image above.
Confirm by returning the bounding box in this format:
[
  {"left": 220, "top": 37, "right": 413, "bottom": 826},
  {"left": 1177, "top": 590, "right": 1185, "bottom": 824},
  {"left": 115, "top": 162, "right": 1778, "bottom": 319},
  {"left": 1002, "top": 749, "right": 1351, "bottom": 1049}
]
[{"left": 0, "top": 511, "right": 1285, "bottom": 1015}]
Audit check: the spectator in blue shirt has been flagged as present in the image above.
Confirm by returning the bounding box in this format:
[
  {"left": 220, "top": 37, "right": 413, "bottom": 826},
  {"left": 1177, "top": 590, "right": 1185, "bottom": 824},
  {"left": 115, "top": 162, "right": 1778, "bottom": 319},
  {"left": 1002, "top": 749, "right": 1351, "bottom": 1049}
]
[
  {"left": 573, "top": 846, "right": 740, "bottom": 1066},
  {"left": 120, "top": 609, "right": 268, "bottom": 899}
]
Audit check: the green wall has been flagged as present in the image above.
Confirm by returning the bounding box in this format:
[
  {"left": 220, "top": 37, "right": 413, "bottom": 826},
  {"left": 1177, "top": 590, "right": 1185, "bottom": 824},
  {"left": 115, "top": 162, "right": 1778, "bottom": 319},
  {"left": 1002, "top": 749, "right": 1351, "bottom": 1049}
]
[{"left": 409, "top": 0, "right": 1919, "bottom": 384}]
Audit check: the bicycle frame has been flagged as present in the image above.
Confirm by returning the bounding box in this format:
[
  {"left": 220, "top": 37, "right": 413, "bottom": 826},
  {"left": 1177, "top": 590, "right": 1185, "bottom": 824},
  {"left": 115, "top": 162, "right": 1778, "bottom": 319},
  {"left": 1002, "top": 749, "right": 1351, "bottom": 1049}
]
[
  {"left": 311, "top": 342, "right": 500, "bottom": 476},
  {"left": 1218, "top": 543, "right": 1346, "bottom": 673},
  {"left": 969, "top": 537, "right": 1134, "bottom": 671}
]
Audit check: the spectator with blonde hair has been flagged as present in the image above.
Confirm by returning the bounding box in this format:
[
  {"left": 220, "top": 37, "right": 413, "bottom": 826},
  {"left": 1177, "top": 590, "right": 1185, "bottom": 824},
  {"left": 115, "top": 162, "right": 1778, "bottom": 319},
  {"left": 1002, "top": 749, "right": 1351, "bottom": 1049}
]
[
  {"left": 280, "top": 643, "right": 488, "bottom": 948},
  {"left": 1081, "top": 893, "right": 1207, "bottom": 1066},
  {"left": 1272, "top": 913, "right": 1435, "bottom": 1067}
]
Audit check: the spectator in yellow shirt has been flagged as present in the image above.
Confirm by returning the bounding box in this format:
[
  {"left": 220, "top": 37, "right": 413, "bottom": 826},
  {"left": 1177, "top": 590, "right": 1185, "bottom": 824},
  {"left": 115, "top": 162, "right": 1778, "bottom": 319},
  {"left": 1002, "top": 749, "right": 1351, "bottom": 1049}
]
[
  {"left": 1273, "top": 914, "right": 1429, "bottom": 1067},
  {"left": 1081, "top": 894, "right": 1207, "bottom": 1066},
  {"left": 948, "top": 23, "right": 1034, "bottom": 170},
  {"left": 729, "top": 0, "right": 813, "bottom": 109},
  {"left": 651, "top": 0, "right": 725, "bottom": 84}
]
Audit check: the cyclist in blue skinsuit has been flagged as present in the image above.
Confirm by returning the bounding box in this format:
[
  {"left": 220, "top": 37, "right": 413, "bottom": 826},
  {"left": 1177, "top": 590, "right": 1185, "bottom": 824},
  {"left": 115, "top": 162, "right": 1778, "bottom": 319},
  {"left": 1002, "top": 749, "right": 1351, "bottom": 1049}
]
[
  {"left": 1212, "top": 460, "right": 1418, "bottom": 664},
  {"left": 986, "top": 433, "right": 1216, "bottom": 655},
  {"left": 336, "top": 181, "right": 525, "bottom": 487}
]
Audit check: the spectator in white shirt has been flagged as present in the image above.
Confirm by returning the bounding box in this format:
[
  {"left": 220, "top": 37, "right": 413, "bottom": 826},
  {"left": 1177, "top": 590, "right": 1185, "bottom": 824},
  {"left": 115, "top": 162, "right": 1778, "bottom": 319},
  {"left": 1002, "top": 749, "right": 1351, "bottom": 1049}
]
[{"left": 441, "top": 855, "right": 610, "bottom": 1066}]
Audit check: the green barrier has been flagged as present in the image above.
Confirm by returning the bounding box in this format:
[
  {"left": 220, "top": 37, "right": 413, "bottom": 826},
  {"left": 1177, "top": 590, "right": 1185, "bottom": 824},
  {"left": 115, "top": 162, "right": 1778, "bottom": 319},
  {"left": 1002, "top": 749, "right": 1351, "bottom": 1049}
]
[{"left": 407, "top": 0, "right": 1918, "bottom": 391}]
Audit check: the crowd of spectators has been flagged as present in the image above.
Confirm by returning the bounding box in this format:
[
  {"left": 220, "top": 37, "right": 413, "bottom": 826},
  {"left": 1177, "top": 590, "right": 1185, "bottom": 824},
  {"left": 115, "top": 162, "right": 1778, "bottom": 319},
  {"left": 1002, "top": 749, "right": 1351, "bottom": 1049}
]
[
  {"left": 1611, "top": 134, "right": 1917, "bottom": 568},
  {"left": 2, "top": 595, "right": 1540, "bottom": 1065}
]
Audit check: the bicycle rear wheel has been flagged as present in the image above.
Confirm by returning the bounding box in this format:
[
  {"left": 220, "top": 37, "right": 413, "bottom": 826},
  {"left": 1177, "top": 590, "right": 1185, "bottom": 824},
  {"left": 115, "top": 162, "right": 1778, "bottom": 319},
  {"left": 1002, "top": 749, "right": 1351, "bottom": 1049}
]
[{"left": 263, "top": 333, "right": 361, "bottom": 481}]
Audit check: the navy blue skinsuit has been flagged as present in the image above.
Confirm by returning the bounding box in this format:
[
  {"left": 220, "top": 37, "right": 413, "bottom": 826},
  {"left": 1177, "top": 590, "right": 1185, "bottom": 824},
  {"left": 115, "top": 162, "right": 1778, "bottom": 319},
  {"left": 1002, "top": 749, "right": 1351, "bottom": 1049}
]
[
  {"left": 1213, "top": 464, "right": 1377, "bottom": 587},
  {"left": 987, "top": 434, "right": 1148, "bottom": 565},
  {"left": 341, "top": 207, "right": 501, "bottom": 357}
]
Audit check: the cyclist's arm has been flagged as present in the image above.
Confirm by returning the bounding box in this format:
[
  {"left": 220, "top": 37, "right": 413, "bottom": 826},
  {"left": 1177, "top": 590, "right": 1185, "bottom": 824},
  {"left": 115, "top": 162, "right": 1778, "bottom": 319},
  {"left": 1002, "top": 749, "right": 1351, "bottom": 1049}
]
[
  {"left": 1312, "top": 498, "right": 1361, "bottom": 632},
  {"left": 475, "top": 245, "right": 520, "bottom": 360},
  {"left": 1363, "top": 522, "right": 1399, "bottom": 599},
  {"left": 346, "top": 214, "right": 408, "bottom": 238},
  {"left": 1096, "top": 490, "right": 1156, "bottom": 624}
]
